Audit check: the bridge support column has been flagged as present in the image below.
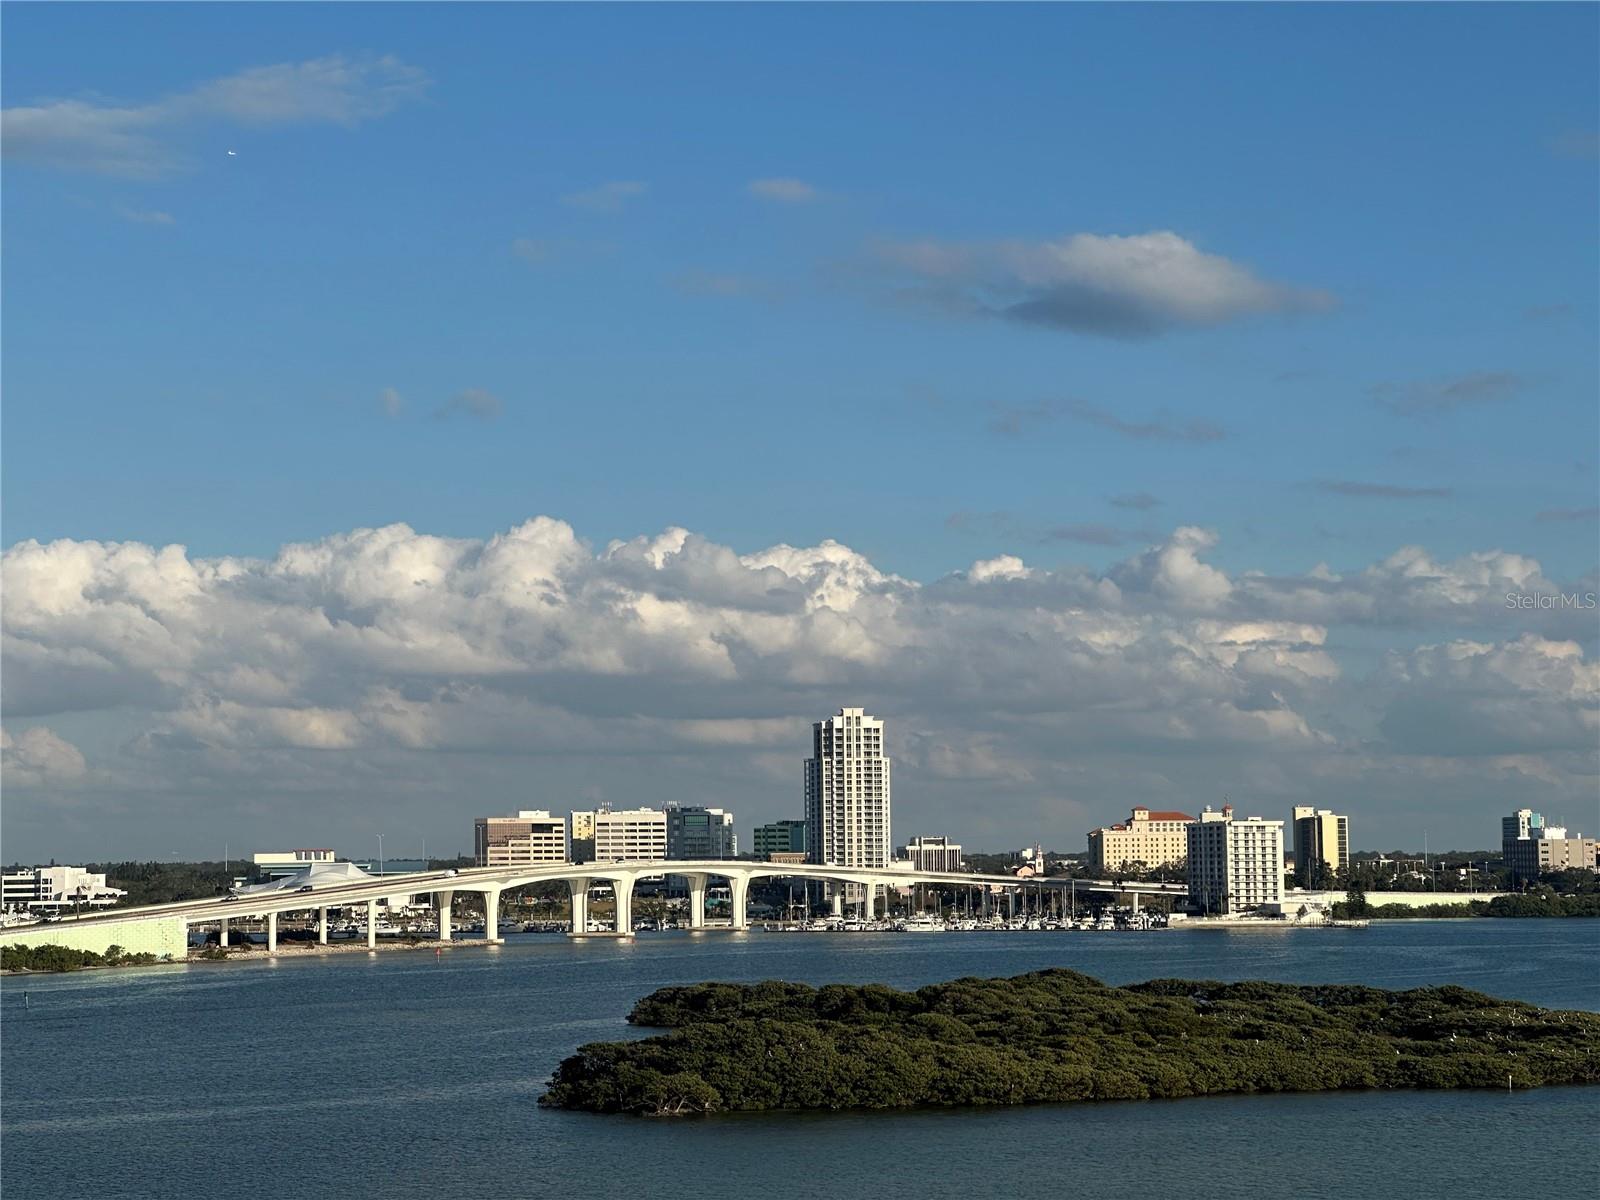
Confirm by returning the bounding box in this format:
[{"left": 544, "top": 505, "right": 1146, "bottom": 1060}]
[
  {"left": 218, "top": 918, "right": 229, "bottom": 948},
  {"left": 1131, "top": 892, "right": 1140, "bottom": 915},
  {"left": 484, "top": 889, "right": 501, "bottom": 943},
  {"left": 613, "top": 877, "right": 633, "bottom": 935},
  {"left": 267, "top": 911, "right": 278, "bottom": 953},
  {"left": 567, "top": 878, "right": 589, "bottom": 934},
  {"left": 366, "top": 899, "right": 378, "bottom": 949},
  {"left": 831, "top": 886, "right": 843, "bottom": 917},
  {"left": 730, "top": 875, "right": 750, "bottom": 930},
  {"left": 437, "top": 891, "right": 453, "bottom": 942},
  {"left": 318, "top": 907, "right": 329, "bottom": 945},
  {"left": 685, "top": 873, "right": 707, "bottom": 930}
]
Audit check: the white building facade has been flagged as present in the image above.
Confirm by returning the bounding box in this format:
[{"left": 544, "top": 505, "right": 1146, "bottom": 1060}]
[
  {"left": 903, "top": 836, "right": 963, "bottom": 873},
  {"left": 805, "top": 707, "right": 892, "bottom": 874},
  {"left": 2, "top": 866, "right": 126, "bottom": 913},
  {"left": 1186, "top": 806, "right": 1285, "bottom": 915}
]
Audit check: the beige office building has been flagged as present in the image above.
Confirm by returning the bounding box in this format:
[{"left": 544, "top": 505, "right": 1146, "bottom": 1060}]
[
  {"left": 474, "top": 810, "right": 569, "bottom": 867},
  {"left": 1292, "top": 807, "right": 1350, "bottom": 886},
  {"left": 579, "top": 807, "right": 668, "bottom": 862},
  {"left": 1088, "top": 808, "right": 1195, "bottom": 874}
]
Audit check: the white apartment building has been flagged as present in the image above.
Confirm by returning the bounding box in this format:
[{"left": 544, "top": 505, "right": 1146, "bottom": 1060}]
[
  {"left": 1186, "top": 805, "right": 1285, "bottom": 915},
  {"left": 2, "top": 866, "right": 126, "bottom": 913},
  {"left": 581, "top": 807, "right": 668, "bottom": 862},
  {"left": 1087, "top": 808, "right": 1196, "bottom": 874},
  {"left": 903, "top": 836, "right": 963, "bottom": 873},
  {"left": 805, "top": 707, "right": 892, "bottom": 873},
  {"left": 474, "top": 810, "right": 570, "bottom": 867}
]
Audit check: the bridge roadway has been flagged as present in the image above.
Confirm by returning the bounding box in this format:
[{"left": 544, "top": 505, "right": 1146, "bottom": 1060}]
[{"left": 0, "top": 861, "right": 1186, "bottom": 954}]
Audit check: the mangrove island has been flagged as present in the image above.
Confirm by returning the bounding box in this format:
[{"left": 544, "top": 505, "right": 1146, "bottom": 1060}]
[{"left": 540, "top": 969, "right": 1600, "bottom": 1115}]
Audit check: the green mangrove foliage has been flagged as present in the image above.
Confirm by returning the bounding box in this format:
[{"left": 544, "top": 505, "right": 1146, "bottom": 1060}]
[
  {"left": 540, "top": 969, "right": 1600, "bottom": 1116},
  {"left": 1, "top": 943, "right": 162, "bottom": 972}
]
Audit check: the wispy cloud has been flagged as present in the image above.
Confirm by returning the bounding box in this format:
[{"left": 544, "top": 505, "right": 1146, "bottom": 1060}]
[
  {"left": 433, "top": 389, "right": 502, "bottom": 421},
  {"left": 945, "top": 510, "right": 1014, "bottom": 535},
  {"left": 1373, "top": 371, "right": 1526, "bottom": 417},
  {"left": 1535, "top": 506, "right": 1599, "bottom": 523},
  {"left": 511, "top": 237, "right": 551, "bottom": 265},
  {"left": 1315, "top": 480, "right": 1452, "bottom": 499},
  {"left": 874, "top": 230, "right": 1332, "bottom": 339},
  {"left": 747, "top": 177, "right": 819, "bottom": 204},
  {"left": 1548, "top": 130, "right": 1600, "bottom": 160},
  {"left": 379, "top": 387, "right": 404, "bottom": 419},
  {"left": 1064, "top": 400, "right": 1224, "bottom": 443},
  {"left": 985, "top": 399, "right": 1222, "bottom": 443},
  {"left": 115, "top": 205, "right": 175, "bottom": 225},
  {"left": 1109, "top": 492, "right": 1162, "bottom": 511},
  {"left": 984, "top": 401, "right": 1059, "bottom": 437},
  {"left": 675, "top": 271, "right": 764, "bottom": 298},
  {"left": 561, "top": 180, "right": 646, "bottom": 213},
  {"left": 1040, "top": 523, "right": 1134, "bottom": 546},
  {"left": 2, "top": 55, "right": 429, "bottom": 178},
  {"left": 1524, "top": 303, "right": 1572, "bottom": 322}
]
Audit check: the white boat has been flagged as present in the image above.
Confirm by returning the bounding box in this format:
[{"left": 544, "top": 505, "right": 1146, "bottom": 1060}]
[{"left": 897, "top": 914, "right": 945, "bottom": 933}]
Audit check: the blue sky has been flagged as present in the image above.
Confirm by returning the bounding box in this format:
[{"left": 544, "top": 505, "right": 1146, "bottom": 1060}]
[{"left": 2, "top": 5, "right": 1597, "bottom": 860}]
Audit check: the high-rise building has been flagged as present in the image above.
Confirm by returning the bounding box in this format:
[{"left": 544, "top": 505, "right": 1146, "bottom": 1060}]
[
  {"left": 903, "top": 835, "right": 963, "bottom": 873},
  {"left": 582, "top": 807, "right": 668, "bottom": 862},
  {"left": 665, "top": 805, "right": 737, "bottom": 859},
  {"left": 805, "top": 707, "right": 892, "bottom": 873},
  {"left": 1186, "top": 805, "right": 1285, "bottom": 915},
  {"left": 1292, "top": 807, "right": 1350, "bottom": 887},
  {"left": 754, "top": 819, "right": 809, "bottom": 858},
  {"left": 474, "top": 811, "right": 569, "bottom": 867},
  {"left": 1087, "top": 808, "right": 1195, "bottom": 874},
  {"left": 1502, "top": 809, "right": 1598, "bottom": 881}
]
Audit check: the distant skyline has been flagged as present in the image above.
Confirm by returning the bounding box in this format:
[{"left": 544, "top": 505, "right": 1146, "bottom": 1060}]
[{"left": 2, "top": 5, "right": 1596, "bottom": 859}]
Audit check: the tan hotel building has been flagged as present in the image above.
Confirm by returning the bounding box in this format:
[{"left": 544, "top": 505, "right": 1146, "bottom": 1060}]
[{"left": 1088, "top": 807, "right": 1196, "bottom": 874}]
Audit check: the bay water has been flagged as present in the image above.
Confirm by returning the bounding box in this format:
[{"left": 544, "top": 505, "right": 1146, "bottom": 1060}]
[{"left": 3, "top": 920, "right": 1595, "bottom": 1199}]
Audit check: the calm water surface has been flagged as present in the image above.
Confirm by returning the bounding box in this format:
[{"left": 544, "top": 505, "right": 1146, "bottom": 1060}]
[{"left": 4, "top": 921, "right": 1596, "bottom": 1199}]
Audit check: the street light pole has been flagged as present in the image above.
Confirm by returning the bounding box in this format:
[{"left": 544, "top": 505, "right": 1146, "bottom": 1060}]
[{"left": 377, "top": 833, "right": 385, "bottom": 876}]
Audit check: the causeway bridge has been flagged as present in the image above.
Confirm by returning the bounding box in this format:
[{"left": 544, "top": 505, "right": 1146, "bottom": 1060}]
[{"left": 0, "top": 861, "right": 1187, "bottom": 959}]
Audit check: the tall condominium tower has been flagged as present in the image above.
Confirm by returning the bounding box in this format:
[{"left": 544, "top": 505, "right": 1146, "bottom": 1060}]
[{"left": 805, "top": 707, "right": 892, "bottom": 870}]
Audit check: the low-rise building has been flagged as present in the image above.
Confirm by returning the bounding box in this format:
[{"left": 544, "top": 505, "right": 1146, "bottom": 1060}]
[
  {"left": 902, "top": 835, "right": 963, "bottom": 873},
  {"left": 665, "top": 805, "right": 737, "bottom": 859},
  {"left": 474, "top": 811, "right": 569, "bottom": 868},
  {"left": 1, "top": 866, "right": 126, "bottom": 913},
  {"left": 754, "top": 820, "right": 808, "bottom": 859},
  {"left": 1088, "top": 808, "right": 1195, "bottom": 874},
  {"left": 253, "top": 849, "right": 337, "bottom": 879},
  {"left": 1186, "top": 805, "right": 1285, "bottom": 915},
  {"left": 1503, "top": 811, "right": 1598, "bottom": 881}
]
